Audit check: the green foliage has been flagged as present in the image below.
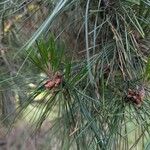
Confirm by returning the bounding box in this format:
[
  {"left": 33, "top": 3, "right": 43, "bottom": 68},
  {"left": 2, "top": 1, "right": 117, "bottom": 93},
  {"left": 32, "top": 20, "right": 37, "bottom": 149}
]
[
  {"left": 0, "top": 0, "right": 150, "bottom": 149},
  {"left": 29, "top": 36, "right": 64, "bottom": 74},
  {"left": 144, "top": 58, "right": 150, "bottom": 81}
]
